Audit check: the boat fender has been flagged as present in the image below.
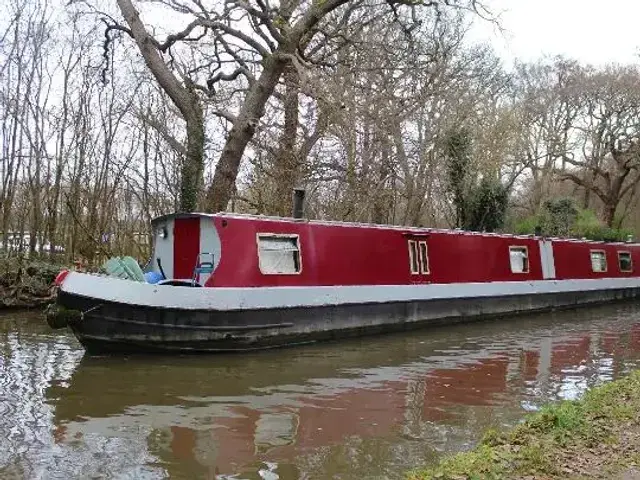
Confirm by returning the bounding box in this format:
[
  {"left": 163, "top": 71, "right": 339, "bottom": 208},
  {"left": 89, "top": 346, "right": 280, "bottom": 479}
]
[
  {"left": 144, "top": 271, "right": 164, "bottom": 284},
  {"left": 44, "top": 303, "right": 103, "bottom": 329},
  {"left": 44, "top": 304, "right": 82, "bottom": 329}
]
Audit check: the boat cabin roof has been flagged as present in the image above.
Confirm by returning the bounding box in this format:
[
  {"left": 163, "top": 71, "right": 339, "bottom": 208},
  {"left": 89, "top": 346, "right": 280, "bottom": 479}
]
[{"left": 150, "top": 212, "right": 639, "bottom": 247}]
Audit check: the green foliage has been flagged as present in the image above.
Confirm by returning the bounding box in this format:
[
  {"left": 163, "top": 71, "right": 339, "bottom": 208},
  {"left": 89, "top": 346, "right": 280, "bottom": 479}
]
[
  {"left": 572, "top": 209, "right": 633, "bottom": 241},
  {"left": 540, "top": 197, "right": 578, "bottom": 236},
  {"left": 516, "top": 400, "right": 587, "bottom": 446},
  {"left": 514, "top": 215, "right": 541, "bottom": 235},
  {"left": 573, "top": 208, "right": 601, "bottom": 233},
  {"left": 464, "top": 177, "right": 509, "bottom": 232},
  {"left": 444, "top": 128, "right": 509, "bottom": 232},
  {"left": 444, "top": 127, "right": 473, "bottom": 228},
  {"left": 479, "top": 428, "right": 507, "bottom": 447},
  {"left": 407, "top": 444, "right": 503, "bottom": 480},
  {"left": 514, "top": 197, "right": 635, "bottom": 241},
  {"left": 407, "top": 370, "right": 640, "bottom": 480}
]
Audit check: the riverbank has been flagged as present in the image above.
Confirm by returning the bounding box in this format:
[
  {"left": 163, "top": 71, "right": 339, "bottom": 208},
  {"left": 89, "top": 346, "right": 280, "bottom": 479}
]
[
  {"left": 0, "top": 255, "right": 62, "bottom": 309},
  {"left": 408, "top": 370, "right": 640, "bottom": 480}
]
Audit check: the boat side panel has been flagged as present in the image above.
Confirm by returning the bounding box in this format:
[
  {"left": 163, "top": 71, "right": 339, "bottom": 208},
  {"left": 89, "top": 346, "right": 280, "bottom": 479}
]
[
  {"left": 58, "top": 286, "right": 640, "bottom": 354},
  {"left": 208, "top": 217, "right": 548, "bottom": 287},
  {"left": 207, "top": 215, "right": 640, "bottom": 287},
  {"left": 553, "top": 241, "right": 639, "bottom": 280}
]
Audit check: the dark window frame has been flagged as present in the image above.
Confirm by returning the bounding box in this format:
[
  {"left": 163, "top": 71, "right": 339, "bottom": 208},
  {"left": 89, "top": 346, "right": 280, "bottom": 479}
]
[{"left": 618, "top": 251, "right": 633, "bottom": 273}]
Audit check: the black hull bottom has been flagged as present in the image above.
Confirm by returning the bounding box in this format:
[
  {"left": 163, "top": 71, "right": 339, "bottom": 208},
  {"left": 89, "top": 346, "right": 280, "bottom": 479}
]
[{"left": 57, "top": 286, "right": 640, "bottom": 355}]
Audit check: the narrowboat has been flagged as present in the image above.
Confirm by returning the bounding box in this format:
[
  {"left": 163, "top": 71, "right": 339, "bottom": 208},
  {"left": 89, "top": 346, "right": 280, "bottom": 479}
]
[{"left": 46, "top": 191, "right": 640, "bottom": 354}]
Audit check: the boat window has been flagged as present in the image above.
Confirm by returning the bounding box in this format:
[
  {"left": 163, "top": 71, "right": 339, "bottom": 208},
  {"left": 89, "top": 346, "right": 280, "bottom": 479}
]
[
  {"left": 590, "top": 250, "right": 607, "bottom": 273},
  {"left": 509, "top": 246, "right": 529, "bottom": 273},
  {"left": 257, "top": 234, "right": 301, "bottom": 274},
  {"left": 418, "top": 241, "right": 429, "bottom": 274},
  {"left": 408, "top": 240, "right": 429, "bottom": 275},
  {"left": 408, "top": 240, "right": 420, "bottom": 274},
  {"left": 618, "top": 251, "right": 633, "bottom": 272}
]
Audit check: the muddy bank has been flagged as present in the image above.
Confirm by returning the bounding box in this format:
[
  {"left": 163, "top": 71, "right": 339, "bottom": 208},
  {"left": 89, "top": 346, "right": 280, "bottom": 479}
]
[
  {"left": 408, "top": 370, "right": 640, "bottom": 480},
  {"left": 0, "top": 256, "right": 63, "bottom": 310}
]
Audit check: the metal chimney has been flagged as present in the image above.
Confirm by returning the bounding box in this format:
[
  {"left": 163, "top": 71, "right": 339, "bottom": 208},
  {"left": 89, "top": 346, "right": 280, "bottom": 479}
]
[{"left": 292, "top": 188, "right": 305, "bottom": 219}]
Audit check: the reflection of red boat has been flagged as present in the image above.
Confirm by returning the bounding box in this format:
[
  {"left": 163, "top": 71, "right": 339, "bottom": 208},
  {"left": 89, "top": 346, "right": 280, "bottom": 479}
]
[
  {"left": 49, "top": 191, "right": 640, "bottom": 353},
  {"left": 48, "top": 321, "right": 640, "bottom": 478}
]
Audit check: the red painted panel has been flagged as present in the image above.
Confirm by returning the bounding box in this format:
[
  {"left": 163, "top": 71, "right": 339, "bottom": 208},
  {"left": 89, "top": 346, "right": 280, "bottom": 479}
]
[
  {"left": 208, "top": 216, "right": 545, "bottom": 287},
  {"left": 203, "top": 214, "right": 640, "bottom": 288},
  {"left": 633, "top": 250, "right": 640, "bottom": 275},
  {"left": 173, "top": 217, "right": 200, "bottom": 279},
  {"left": 553, "top": 241, "right": 638, "bottom": 280}
]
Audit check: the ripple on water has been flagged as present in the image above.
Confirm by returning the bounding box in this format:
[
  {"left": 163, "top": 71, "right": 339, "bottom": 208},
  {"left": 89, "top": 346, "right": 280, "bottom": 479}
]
[{"left": 2, "top": 303, "right": 640, "bottom": 479}]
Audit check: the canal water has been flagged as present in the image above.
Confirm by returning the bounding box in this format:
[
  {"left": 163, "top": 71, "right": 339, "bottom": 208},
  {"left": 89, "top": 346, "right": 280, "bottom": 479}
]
[{"left": 2, "top": 303, "right": 640, "bottom": 479}]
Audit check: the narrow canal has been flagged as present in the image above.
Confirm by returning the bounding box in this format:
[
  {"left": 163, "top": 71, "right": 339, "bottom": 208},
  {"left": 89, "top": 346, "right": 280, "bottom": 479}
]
[{"left": 2, "top": 303, "right": 640, "bottom": 479}]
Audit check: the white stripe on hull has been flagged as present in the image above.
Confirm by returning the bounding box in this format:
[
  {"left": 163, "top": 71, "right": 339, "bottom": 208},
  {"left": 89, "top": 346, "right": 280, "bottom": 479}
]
[{"left": 61, "top": 272, "right": 640, "bottom": 311}]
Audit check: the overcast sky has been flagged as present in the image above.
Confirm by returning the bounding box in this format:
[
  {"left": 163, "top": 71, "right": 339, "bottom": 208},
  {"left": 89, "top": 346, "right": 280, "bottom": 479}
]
[{"left": 468, "top": 0, "right": 640, "bottom": 67}]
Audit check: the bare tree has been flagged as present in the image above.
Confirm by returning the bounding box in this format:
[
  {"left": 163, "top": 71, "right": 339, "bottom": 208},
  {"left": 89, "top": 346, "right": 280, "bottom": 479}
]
[
  {"left": 560, "top": 65, "right": 640, "bottom": 227},
  {"left": 511, "top": 57, "right": 581, "bottom": 213},
  {"left": 105, "top": 0, "right": 487, "bottom": 213}
]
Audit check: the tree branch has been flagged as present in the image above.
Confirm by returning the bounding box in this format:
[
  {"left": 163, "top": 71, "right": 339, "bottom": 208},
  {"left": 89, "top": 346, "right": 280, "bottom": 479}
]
[
  {"left": 200, "top": 19, "right": 272, "bottom": 56},
  {"left": 101, "top": 19, "right": 133, "bottom": 84},
  {"left": 207, "top": 67, "right": 248, "bottom": 92},
  {"left": 559, "top": 171, "right": 608, "bottom": 203},
  {"left": 157, "top": 19, "right": 206, "bottom": 52},
  {"left": 136, "top": 109, "right": 186, "bottom": 157},
  {"left": 116, "top": 0, "right": 198, "bottom": 121}
]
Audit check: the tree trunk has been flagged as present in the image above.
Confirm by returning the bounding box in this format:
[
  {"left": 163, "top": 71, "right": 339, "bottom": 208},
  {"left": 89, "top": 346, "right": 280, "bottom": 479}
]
[
  {"left": 49, "top": 123, "right": 66, "bottom": 255},
  {"left": 273, "top": 62, "right": 300, "bottom": 217},
  {"left": 117, "top": 0, "right": 204, "bottom": 213},
  {"left": 181, "top": 105, "right": 204, "bottom": 212},
  {"left": 371, "top": 141, "right": 392, "bottom": 224},
  {"left": 604, "top": 201, "right": 616, "bottom": 228},
  {"left": 205, "top": 55, "right": 287, "bottom": 212},
  {"left": 604, "top": 170, "right": 628, "bottom": 229}
]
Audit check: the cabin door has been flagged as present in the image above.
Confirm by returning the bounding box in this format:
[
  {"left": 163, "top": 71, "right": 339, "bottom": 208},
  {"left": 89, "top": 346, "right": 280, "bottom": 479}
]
[
  {"left": 174, "top": 217, "right": 201, "bottom": 279},
  {"left": 539, "top": 240, "right": 556, "bottom": 279}
]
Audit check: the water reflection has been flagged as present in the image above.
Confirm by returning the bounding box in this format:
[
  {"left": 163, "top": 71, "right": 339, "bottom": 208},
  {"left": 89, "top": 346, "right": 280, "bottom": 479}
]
[{"left": 1, "top": 303, "right": 640, "bottom": 479}]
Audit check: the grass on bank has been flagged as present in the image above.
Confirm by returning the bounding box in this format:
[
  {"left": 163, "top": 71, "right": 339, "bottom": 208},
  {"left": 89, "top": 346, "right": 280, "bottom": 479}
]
[{"left": 408, "top": 370, "right": 640, "bottom": 480}]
